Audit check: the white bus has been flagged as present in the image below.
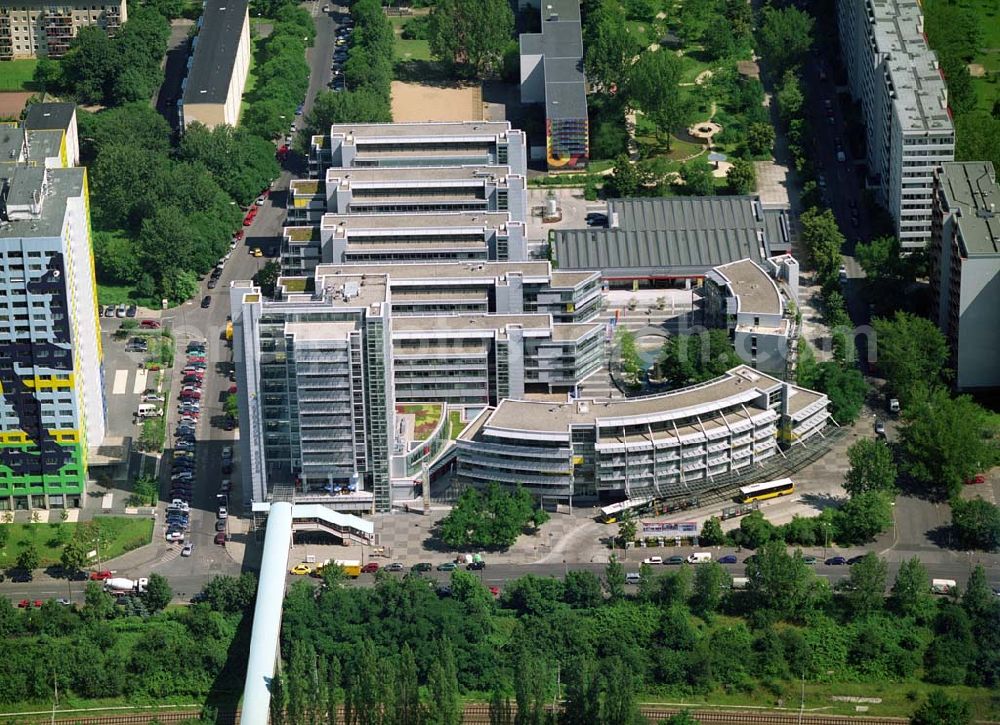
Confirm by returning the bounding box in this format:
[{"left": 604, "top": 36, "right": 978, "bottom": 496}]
[
  {"left": 738, "top": 478, "right": 795, "bottom": 504},
  {"left": 599, "top": 496, "right": 654, "bottom": 524}
]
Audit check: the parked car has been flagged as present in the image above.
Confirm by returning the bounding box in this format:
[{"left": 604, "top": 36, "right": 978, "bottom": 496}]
[
  {"left": 825, "top": 556, "right": 847, "bottom": 565},
  {"left": 126, "top": 304, "right": 137, "bottom": 318},
  {"left": 141, "top": 393, "right": 164, "bottom": 403},
  {"left": 467, "top": 560, "right": 486, "bottom": 570},
  {"left": 140, "top": 319, "right": 161, "bottom": 329},
  {"left": 411, "top": 562, "right": 432, "bottom": 572},
  {"left": 361, "top": 563, "right": 379, "bottom": 574},
  {"left": 801, "top": 555, "right": 819, "bottom": 565},
  {"left": 874, "top": 418, "right": 886, "bottom": 437},
  {"left": 207, "top": 279, "right": 218, "bottom": 289},
  {"left": 290, "top": 563, "right": 312, "bottom": 575},
  {"left": 718, "top": 554, "right": 738, "bottom": 564},
  {"left": 217, "top": 507, "right": 228, "bottom": 519},
  {"left": 215, "top": 532, "right": 227, "bottom": 545},
  {"left": 90, "top": 570, "right": 113, "bottom": 581},
  {"left": 436, "top": 562, "right": 457, "bottom": 571},
  {"left": 642, "top": 556, "right": 663, "bottom": 565},
  {"left": 385, "top": 562, "right": 404, "bottom": 572},
  {"left": 221, "top": 446, "right": 233, "bottom": 460},
  {"left": 201, "top": 295, "right": 212, "bottom": 309},
  {"left": 215, "top": 519, "right": 227, "bottom": 532},
  {"left": 116, "top": 303, "right": 128, "bottom": 317},
  {"left": 221, "top": 461, "right": 233, "bottom": 474},
  {"left": 181, "top": 543, "right": 194, "bottom": 557},
  {"left": 166, "top": 530, "right": 185, "bottom": 542},
  {"left": 965, "top": 473, "right": 987, "bottom": 485}
]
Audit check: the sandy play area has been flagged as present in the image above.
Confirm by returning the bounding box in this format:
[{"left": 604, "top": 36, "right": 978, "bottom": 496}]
[{"left": 391, "top": 81, "right": 483, "bottom": 122}]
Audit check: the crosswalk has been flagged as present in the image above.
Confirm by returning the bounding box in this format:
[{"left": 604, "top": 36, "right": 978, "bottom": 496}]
[{"left": 109, "top": 367, "right": 150, "bottom": 395}]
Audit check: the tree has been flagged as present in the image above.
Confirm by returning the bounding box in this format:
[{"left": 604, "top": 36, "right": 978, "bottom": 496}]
[
  {"left": 873, "top": 312, "right": 949, "bottom": 406},
  {"left": 910, "top": 690, "right": 972, "bottom": 725},
  {"left": 584, "top": 8, "right": 635, "bottom": 92},
  {"left": 489, "top": 685, "right": 513, "bottom": 725},
  {"left": 426, "top": 639, "right": 460, "bottom": 725},
  {"left": 659, "top": 712, "right": 700, "bottom": 725},
  {"left": 437, "top": 483, "right": 544, "bottom": 549},
  {"left": 690, "top": 561, "right": 729, "bottom": 619},
  {"left": 618, "top": 513, "right": 637, "bottom": 551},
  {"left": 726, "top": 157, "right": 756, "bottom": 194},
  {"left": 626, "top": 50, "right": 692, "bottom": 148},
  {"left": 962, "top": 565, "right": 996, "bottom": 621},
  {"left": 616, "top": 328, "right": 644, "bottom": 380},
  {"left": 950, "top": 498, "right": 1000, "bottom": 551},
  {"left": 679, "top": 159, "right": 716, "bottom": 196},
  {"left": 611, "top": 154, "right": 639, "bottom": 197},
  {"left": 601, "top": 657, "right": 642, "bottom": 725},
  {"left": 142, "top": 573, "right": 172, "bottom": 613},
  {"left": 60, "top": 538, "right": 88, "bottom": 576},
  {"left": 899, "top": 388, "right": 997, "bottom": 499},
  {"left": 843, "top": 552, "right": 888, "bottom": 617},
  {"left": 304, "top": 88, "right": 392, "bottom": 136},
  {"left": 835, "top": 490, "right": 894, "bottom": 544},
  {"left": 757, "top": 6, "right": 815, "bottom": 76},
  {"left": 270, "top": 670, "right": 288, "bottom": 725},
  {"left": 253, "top": 261, "right": 281, "bottom": 298},
  {"left": 799, "top": 207, "right": 844, "bottom": 284},
  {"left": 890, "top": 557, "right": 934, "bottom": 622},
  {"left": 844, "top": 439, "right": 898, "bottom": 498},
  {"left": 563, "top": 570, "right": 603, "bottom": 609},
  {"left": 739, "top": 510, "right": 776, "bottom": 549},
  {"left": 699, "top": 517, "right": 725, "bottom": 546},
  {"left": 224, "top": 393, "right": 240, "bottom": 422},
  {"left": 955, "top": 112, "right": 1000, "bottom": 172},
  {"left": 394, "top": 645, "right": 421, "bottom": 725},
  {"left": 82, "top": 580, "right": 116, "bottom": 621},
  {"left": 513, "top": 650, "right": 549, "bottom": 725},
  {"left": 745, "top": 541, "right": 822, "bottom": 622},
  {"left": 16, "top": 543, "right": 39, "bottom": 572},
  {"left": 800, "top": 361, "right": 867, "bottom": 425},
  {"left": 428, "top": 0, "right": 514, "bottom": 77},
  {"left": 656, "top": 330, "right": 742, "bottom": 388},
  {"left": 562, "top": 655, "right": 601, "bottom": 725},
  {"left": 746, "top": 123, "right": 775, "bottom": 157},
  {"left": 178, "top": 124, "right": 280, "bottom": 207},
  {"left": 605, "top": 555, "right": 626, "bottom": 602},
  {"left": 776, "top": 70, "right": 804, "bottom": 124}
]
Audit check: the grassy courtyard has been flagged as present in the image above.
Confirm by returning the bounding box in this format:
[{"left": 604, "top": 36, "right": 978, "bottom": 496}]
[
  {"left": 0, "top": 516, "right": 154, "bottom": 569},
  {"left": 0, "top": 59, "right": 39, "bottom": 92},
  {"left": 390, "top": 15, "right": 432, "bottom": 63},
  {"left": 396, "top": 403, "right": 444, "bottom": 439}
]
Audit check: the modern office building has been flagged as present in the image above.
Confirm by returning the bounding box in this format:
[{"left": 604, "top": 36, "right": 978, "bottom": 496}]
[
  {"left": 300, "top": 260, "right": 602, "bottom": 322},
  {"left": 703, "top": 258, "right": 798, "bottom": 375},
  {"left": 0, "top": 164, "right": 106, "bottom": 511},
  {"left": 552, "top": 196, "right": 792, "bottom": 285},
  {"left": 930, "top": 162, "right": 1000, "bottom": 390},
  {"left": 230, "top": 275, "right": 394, "bottom": 512},
  {"left": 309, "top": 121, "right": 527, "bottom": 178},
  {"left": 391, "top": 314, "right": 603, "bottom": 406},
  {"left": 835, "top": 0, "right": 954, "bottom": 248},
  {"left": 519, "top": 0, "right": 589, "bottom": 171},
  {"left": 283, "top": 213, "right": 526, "bottom": 274},
  {"left": 455, "top": 365, "right": 831, "bottom": 502},
  {"left": 0, "top": 0, "right": 125, "bottom": 59},
  {"left": 179, "top": 0, "right": 251, "bottom": 130},
  {"left": 319, "top": 165, "right": 527, "bottom": 219}
]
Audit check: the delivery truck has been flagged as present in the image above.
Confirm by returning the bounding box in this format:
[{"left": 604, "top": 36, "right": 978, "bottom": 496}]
[
  {"left": 931, "top": 578, "right": 957, "bottom": 595},
  {"left": 334, "top": 559, "right": 362, "bottom": 578},
  {"left": 104, "top": 577, "right": 148, "bottom": 595}
]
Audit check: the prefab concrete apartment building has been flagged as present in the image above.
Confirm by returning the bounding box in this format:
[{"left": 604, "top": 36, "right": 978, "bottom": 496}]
[
  {"left": 180, "top": 0, "right": 251, "bottom": 130},
  {"left": 519, "top": 0, "right": 589, "bottom": 171},
  {"left": 308, "top": 121, "right": 528, "bottom": 179},
  {"left": 930, "top": 161, "right": 1000, "bottom": 391},
  {"left": 0, "top": 105, "right": 105, "bottom": 511},
  {"left": 0, "top": 0, "right": 125, "bottom": 59},
  {"left": 836, "top": 0, "right": 954, "bottom": 249}
]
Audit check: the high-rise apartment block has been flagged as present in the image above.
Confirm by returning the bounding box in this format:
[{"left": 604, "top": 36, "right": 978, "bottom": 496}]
[
  {"left": 0, "top": 0, "right": 125, "bottom": 59},
  {"left": 836, "top": 0, "right": 954, "bottom": 249},
  {"left": 180, "top": 0, "right": 251, "bottom": 130},
  {"left": 0, "top": 105, "right": 105, "bottom": 511},
  {"left": 930, "top": 162, "right": 1000, "bottom": 390}
]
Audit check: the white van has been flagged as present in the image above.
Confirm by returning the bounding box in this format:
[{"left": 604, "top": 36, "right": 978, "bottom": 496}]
[
  {"left": 136, "top": 403, "right": 162, "bottom": 419},
  {"left": 686, "top": 552, "right": 712, "bottom": 564},
  {"left": 731, "top": 576, "right": 750, "bottom": 590},
  {"left": 931, "top": 578, "right": 957, "bottom": 595}
]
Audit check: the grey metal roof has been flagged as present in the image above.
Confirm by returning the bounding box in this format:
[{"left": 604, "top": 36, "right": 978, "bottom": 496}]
[
  {"left": 183, "top": 0, "right": 248, "bottom": 105},
  {"left": 22, "top": 103, "right": 75, "bottom": 133},
  {"left": 0, "top": 167, "right": 84, "bottom": 239},
  {"left": 521, "top": 0, "right": 588, "bottom": 123},
  {"left": 552, "top": 196, "right": 773, "bottom": 277}
]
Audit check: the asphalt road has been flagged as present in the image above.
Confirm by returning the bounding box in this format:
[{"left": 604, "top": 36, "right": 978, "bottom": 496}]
[{"left": 303, "top": 2, "right": 343, "bottom": 117}]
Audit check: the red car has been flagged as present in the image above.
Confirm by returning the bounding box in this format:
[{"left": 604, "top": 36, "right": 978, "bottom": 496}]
[
  {"left": 966, "top": 473, "right": 987, "bottom": 484},
  {"left": 180, "top": 391, "right": 202, "bottom": 401},
  {"left": 243, "top": 214, "right": 255, "bottom": 227},
  {"left": 140, "top": 320, "right": 161, "bottom": 329},
  {"left": 90, "top": 569, "right": 112, "bottom": 581},
  {"left": 233, "top": 230, "right": 245, "bottom": 242},
  {"left": 33, "top": 600, "right": 43, "bottom": 608},
  {"left": 260, "top": 188, "right": 271, "bottom": 199},
  {"left": 361, "top": 562, "right": 379, "bottom": 574},
  {"left": 489, "top": 586, "right": 500, "bottom": 598},
  {"left": 228, "top": 385, "right": 238, "bottom": 394},
  {"left": 214, "top": 532, "right": 227, "bottom": 545},
  {"left": 17, "top": 599, "right": 29, "bottom": 608},
  {"left": 187, "top": 356, "right": 206, "bottom": 364}
]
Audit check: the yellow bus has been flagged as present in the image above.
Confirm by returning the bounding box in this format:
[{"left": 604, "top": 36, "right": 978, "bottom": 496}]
[{"left": 738, "top": 478, "right": 795, "bottom": 504}]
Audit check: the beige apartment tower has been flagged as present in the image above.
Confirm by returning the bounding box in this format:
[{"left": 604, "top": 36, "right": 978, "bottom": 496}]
[{"left": 0, "top": 0, "right": 126, "bottom": 59}]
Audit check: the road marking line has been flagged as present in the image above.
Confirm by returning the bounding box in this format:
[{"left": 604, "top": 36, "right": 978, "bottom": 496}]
[
  {"left": 112, "top": 369, "right": 129, "bottom": 395},
  {"left": 133, "top": 369, "right": 148, "bottom": 394}
]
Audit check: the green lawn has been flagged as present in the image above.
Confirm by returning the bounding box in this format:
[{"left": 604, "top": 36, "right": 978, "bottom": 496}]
[
  {"left": 397, "top": 403, "right": 444, "bottom": 438},
  {"left": 0, "top": 516, "right": 154, "bottom": 569},
  {"left": 448, "top": 410, "right": 467, "bottom": 440},
  {"left": 0, "top": 59, "right": 39, "bottom": 92},
  {"left": 390, "top": 16, "right": 432, "bottom": 62}
]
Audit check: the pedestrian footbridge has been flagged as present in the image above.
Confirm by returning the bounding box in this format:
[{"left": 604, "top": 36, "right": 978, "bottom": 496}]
[{"left": 241, "top": 502, "right": 374, "bottom": 725}]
